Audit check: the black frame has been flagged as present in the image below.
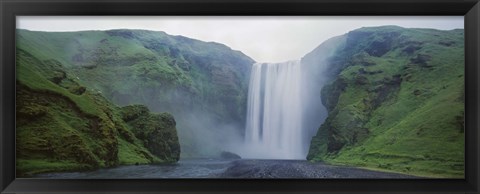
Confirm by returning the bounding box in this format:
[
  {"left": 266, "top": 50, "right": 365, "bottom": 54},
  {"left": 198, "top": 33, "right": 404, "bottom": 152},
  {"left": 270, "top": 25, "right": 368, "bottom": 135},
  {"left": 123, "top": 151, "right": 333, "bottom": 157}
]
[{"left": 1, "top": 0, "right": 479, "bottom": 193}]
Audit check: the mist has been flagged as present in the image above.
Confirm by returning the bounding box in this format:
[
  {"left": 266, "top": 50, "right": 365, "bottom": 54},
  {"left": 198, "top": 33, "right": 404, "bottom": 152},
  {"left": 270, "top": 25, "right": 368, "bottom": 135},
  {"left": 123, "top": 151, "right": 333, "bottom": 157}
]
[
  {"left": 169, "top": 34, "right": 342, "bottom": 160},
  {"left": 62, "top": 27, "right": 342, "bottom": 161},
  {"left": 174, "top": 109, "right": 246, "bottom": 158},
  {"left": 299, "top": 35, "right": 346, "bottom": 157},
  {"left": 63, "top": 27, "right": 344, "bottom": 160},
  {"left": 104, "top": 84, "right": 248, "bottom": 159},
  {"left": 17, "top": 18, "right": 462, "bottom": 160},
  {"left": 230, "top": 35, "right": 341, "bottom": 159}
]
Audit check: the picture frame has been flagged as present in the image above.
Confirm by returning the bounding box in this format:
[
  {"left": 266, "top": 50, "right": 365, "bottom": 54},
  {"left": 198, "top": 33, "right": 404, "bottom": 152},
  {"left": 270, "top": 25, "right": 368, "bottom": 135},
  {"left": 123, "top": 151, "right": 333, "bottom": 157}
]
[{"left": 1, "top": 0, "right": 479, "bottom": 193}]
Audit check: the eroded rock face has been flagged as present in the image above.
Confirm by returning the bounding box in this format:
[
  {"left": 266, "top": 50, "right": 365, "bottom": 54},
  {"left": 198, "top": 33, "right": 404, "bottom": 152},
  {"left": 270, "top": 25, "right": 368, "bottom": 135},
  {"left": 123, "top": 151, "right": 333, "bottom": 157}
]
[
  {"left": 16, "top": 84, "right": 119, "bottom": 176},
  {"left": 345, "top": 27, "right": 401, "bottom": 57},
  {"left": 120, "top": 105, "right": 180, "bottom": 162},
  {"left": 307, "top": 26, "right": 465, "bottom": 178},
  {"left": 16, "top": 42, "right": 183, "bottom": 176}
]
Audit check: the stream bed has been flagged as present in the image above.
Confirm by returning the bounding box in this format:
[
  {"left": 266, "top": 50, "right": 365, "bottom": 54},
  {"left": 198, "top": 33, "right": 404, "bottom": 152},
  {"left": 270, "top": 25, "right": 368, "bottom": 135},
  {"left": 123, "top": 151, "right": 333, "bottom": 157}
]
[{"left": 35, "top": 159, "right": 418, "bottom": 179}]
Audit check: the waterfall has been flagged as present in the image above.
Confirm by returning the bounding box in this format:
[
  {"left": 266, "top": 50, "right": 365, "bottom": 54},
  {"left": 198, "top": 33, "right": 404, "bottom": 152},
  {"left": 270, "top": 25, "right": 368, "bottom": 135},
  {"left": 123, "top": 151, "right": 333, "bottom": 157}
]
[{"left": 244, "top": 60, "right": 304, "bottom": 159}]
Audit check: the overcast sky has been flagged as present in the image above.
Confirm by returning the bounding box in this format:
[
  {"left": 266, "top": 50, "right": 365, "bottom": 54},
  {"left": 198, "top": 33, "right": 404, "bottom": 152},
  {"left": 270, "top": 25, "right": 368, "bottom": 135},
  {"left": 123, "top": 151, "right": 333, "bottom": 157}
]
[{"left": 17, "top": 16, "right": 463, "bottom": 63}]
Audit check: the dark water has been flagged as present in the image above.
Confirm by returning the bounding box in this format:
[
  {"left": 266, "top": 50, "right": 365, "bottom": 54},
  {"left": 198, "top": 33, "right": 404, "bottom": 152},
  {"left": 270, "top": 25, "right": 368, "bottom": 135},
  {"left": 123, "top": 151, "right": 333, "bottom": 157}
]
[{"left": 36, "top": 159, "right": 418, "bottom": 179}]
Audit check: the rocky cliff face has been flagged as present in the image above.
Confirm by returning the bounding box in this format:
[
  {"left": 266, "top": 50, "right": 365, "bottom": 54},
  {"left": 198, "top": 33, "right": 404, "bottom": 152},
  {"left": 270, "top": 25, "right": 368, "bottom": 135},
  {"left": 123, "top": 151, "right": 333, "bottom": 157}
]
[
  {"left": 120, "top": 105, "right": 181, "bottom": 162},
  {"left": 16, "top": 48, "right": 180, "bottom": 177},
  {"left": 16, "top": 26, "right": 465, "bottom": 178},
  {"left": 306, "top": 26, "right": 465, "bottom": 178},
  {"left": 16, "top": 29, "right": 255, "bottom": 158}
]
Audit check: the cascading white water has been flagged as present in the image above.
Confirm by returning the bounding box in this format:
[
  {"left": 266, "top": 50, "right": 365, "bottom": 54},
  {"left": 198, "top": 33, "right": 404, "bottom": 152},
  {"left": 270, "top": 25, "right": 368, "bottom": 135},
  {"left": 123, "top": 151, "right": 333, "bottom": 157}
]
[{"left": 243, "top": 60, "right": 304, "bottom": 159}]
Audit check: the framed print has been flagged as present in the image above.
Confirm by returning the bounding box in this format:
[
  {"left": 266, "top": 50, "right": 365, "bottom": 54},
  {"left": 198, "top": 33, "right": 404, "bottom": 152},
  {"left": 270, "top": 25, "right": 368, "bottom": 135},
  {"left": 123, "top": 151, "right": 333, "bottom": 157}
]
[{"left": 1, "top": 0, "right": 480, "bottom": 193}]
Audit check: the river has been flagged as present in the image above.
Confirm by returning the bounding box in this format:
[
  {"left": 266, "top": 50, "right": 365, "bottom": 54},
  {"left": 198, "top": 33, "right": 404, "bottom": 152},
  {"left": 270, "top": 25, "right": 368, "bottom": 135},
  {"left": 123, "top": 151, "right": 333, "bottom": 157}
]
[{"left": 35, "top": 159, "right": 417, "bottom": 179}]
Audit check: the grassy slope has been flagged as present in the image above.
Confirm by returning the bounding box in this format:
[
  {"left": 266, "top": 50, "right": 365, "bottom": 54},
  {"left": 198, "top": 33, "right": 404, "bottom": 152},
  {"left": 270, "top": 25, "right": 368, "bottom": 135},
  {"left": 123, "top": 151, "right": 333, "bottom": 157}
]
[
  {"left": 17, "top": 29, "right": 254, "bottom": 157},
  {"left": 307, "top": 26, "right": 464, "bottom": 178},
  {"left": 16, "top": 40, "right": 180, "bottom": 176}
]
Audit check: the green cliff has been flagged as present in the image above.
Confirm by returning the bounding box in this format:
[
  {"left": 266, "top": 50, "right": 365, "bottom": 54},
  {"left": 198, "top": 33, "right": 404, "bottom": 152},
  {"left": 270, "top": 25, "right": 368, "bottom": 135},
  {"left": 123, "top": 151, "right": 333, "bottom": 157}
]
[
  {"left": 16, "top": 26, "right": 465, "bottom": 178},
  {"left": 16, "top": 40, "right": 180, "bottom": 177},
  {"left": 16, "top": 29, "right": 254, "bottom": 157},
  {"left": 306, "top": 26, "right": 464, "bottom": 178}
]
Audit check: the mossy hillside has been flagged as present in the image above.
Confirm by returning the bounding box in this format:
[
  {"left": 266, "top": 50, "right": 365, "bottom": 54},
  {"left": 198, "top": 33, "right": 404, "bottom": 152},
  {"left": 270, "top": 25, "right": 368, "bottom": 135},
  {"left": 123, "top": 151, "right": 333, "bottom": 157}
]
[
  {"left": 307, "top": 26, "right": 464, "bottom": 178},
  {"left": 17, "top": 29, "right": 254, "bottom": 157},
  {"left": 16, "top": 48, "right": 180, "bottom": 176},
  {"left": 120, "top": 105, "right": 181, "bottom": 162}
]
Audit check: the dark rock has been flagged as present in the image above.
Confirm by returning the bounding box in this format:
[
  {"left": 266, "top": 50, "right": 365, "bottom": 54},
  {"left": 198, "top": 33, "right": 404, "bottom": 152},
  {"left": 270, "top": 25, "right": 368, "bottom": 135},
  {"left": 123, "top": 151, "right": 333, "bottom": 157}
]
[
  {"left": 366, "top": 31, "right": 400, "bottom": 57},
  {"left": 83, "top": 64, "right": 97, "bottom": 69},
  {"left": 413, "top": 89, "right": 422, "bottom": 96},
  {"left": 352, "top": 128, "right": 370, "bottom": 144},
  {"left": 438, "top": 41, "right": 455, "bottom": 47},
  {"left": 106, "top": 30, "right": 135, "bottom": 39},
  {"left": 361, "top": 61, "right": 376, "bottom": 66},
  {"left": 321, "top": 78, "right": 347, "bottom": 112},
  {"left": 220, "top": 151, "right": 242, "bottom": 159},
  {"left": 121, "top": 105, "right": 181, "bottom": 162},
  {"left": 327, "top": 136, "right": 345, "bottom": 153},
  {"left": 366, "top": 39, "right": 392, "bottom": 57},
  {"left": 220, "top": 160, "right": 418, "bottom": 178},
  {"left": 400, "top": 41, "right": 423, "bottom": 55},
  {"left": 455, "top": 111, "right": 464, "bottom": 133},
  {"left": 49, "top": 71, "right": 67, "bottom": 84},
  {"left": 355, "top": 75, "right": 368, "bottom": 85},
  {"left": 358, "top": 68, "right": 366, "bottom": 74},
  {"left": 402, "top": 45, "right": 422, "bottom": 55},
  {"left": 69, "top": 86, "right": 86, "bottom": 95},
  {"left": 359, "top": 68, "right": 383, "bottom": 75},
  {"left": 410, "top": 54, "right": 432, "bottom": 67},
  {"left": 120, "top": 105, "right": 150, "bottom": 122},
  {"left": 72, "top": 53, "right": 84, "bottom": 63}
]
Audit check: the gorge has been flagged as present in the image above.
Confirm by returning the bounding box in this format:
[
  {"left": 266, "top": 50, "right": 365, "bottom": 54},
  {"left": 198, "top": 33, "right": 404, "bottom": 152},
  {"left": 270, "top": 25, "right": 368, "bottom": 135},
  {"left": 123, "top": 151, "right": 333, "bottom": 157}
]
[{"left": 16, "top": 25, "right": 465, "bottom": 178}]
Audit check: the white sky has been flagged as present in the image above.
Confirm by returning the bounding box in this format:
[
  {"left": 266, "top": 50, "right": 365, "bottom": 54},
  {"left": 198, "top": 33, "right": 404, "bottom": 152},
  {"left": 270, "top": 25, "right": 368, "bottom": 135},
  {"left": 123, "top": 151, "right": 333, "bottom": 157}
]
[{"left": 17, "top": 16, "right": 463, "bottom": 63}]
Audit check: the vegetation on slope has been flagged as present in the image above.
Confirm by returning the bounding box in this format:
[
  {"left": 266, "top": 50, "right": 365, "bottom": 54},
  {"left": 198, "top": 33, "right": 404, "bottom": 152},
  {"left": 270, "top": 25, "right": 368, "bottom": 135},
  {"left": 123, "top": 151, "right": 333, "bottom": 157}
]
[
  {"left": 16, "top": 47, "right": 180, "bottom": 177},
  {"left": 17, "top": 29, "right": 254, "bottom": 157},
  {"left": 306, "top": 26, "right": 464, "bottom": 178},
  {"left": 17, "top": 25, "right": 464, "bottom": 178},
  {"left": 120, "top": 105, "right": 180, "bottom": 162}
]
